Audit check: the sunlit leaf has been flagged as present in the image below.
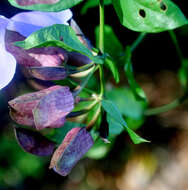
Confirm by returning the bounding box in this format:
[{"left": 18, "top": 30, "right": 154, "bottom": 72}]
[
  {"left": 15, "top": 24, "right": 103, "bottom": 64},
  {"left": 112, "top": 0, "right": 188, "bottom": 32},
  {"left": 8, "top": 0, "right": 83, "bottom": 12}
]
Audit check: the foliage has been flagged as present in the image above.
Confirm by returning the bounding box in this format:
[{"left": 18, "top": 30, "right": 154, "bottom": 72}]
[{"left": 0, "top": 0, "right": 187, "bottom": 178}]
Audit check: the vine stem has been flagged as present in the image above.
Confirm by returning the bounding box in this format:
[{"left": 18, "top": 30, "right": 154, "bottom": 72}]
[
  {"left": 144, "top": 93, "right": 188, "bottom": 116},
  {"left": 130, "top": 32, "right": 146, "bottom": 52},
  {"left": 168, "top": 30, "right": 184, "bottom": 63},
  {"left": 99, "top": 0, "right": 105, "bottom": 96}
]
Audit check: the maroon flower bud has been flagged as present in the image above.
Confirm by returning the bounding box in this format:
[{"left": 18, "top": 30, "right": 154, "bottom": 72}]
[
  {"left": 8, "top": 85, "right": 74, "bottom": 130},
  {"left": 50, "top": 127, "right": 93, "bottom": 176},
  {"left": 15, "top": 127, "right": 55, "bottom": 156}
]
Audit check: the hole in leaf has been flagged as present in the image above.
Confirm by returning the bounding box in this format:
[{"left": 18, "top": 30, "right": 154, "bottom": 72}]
[
  {"left": 139, "top": 9, "right": 146, "bottom": 18},
  {"left": 160, "top": 2, "right": 167, "bottom": 11}
]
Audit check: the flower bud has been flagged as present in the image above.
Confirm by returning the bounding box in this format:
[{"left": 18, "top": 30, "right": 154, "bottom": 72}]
[{"left": 50, "top": 127, "right": 93, "bottom": 176}]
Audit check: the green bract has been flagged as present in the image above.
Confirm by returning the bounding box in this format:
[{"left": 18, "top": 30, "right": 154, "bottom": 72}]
[
  {"left": 101, "top": 99, "right": 149, "bottom": 144},
  {"left": 112, "top": 0, "right": 188, "bottom": 33},
  {"left": 14, "top": 24, "right": 103, "bottom": 64},
  {"left": 8, "top": 0, "right": 83, "bottom": 12}
]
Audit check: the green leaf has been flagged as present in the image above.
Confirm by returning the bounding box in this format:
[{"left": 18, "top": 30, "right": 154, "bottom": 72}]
[
  {"left": 81, "top": 0, "right": 112, "bottom": 14},
  {"left": 107, "top": 114, "right": 124, "bottom": 135},
  {"left": 112, "top": 0, "right": 188, "bottom": 33},
  {"left": 105, "top": 57, "right": 120, "bottom": 83},
  {"left": 86, "top": 137, "right": 114, "bottom": 159},
  {"left": 15, "top": 24, "right": 103, "bottom": 64},
  {"left": 95, "top": 25, "right": 123, "bottom": 58},
  {"left": 124, "top": 46, "right": 147, "bottom": 101},
  {"left": 178, "top": 59, "right": 188, "bottom": 88},
  {"left": 102, "top": 99, "right": 149, "bottom": 144},
  {"left": 8, "top": 0, "right": 82, "bottom": 12}
]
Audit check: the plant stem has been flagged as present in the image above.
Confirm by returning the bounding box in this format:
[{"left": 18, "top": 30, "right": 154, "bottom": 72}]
[
  {"left": 99, "top": 0, "right": 104, "bottom": 53},
  {"left": 99, "top": 0, "right": 105, "bottom": 97},
  {"left": 169, "top": 30, "right": 184, "bottom": 63},
  {"left": 144, "top": 93, "right": 188, "bottom": 116},
  {"left": 131, "top": 32, "right": 146, "bottom": 52},
  {"left": 72, "top": 66, "right": 97, "bottom": 97}
]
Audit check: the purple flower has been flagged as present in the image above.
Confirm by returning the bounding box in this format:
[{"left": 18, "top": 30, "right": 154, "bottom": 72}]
[
  {"left": 50, "top": 127, "right": 94, "bottom": 176},
  {"left": 0, "top": 9, "right": 72, "bottom": 89},
  {"left": 8, "top": 85, "right": 74, "bottom": 130}
]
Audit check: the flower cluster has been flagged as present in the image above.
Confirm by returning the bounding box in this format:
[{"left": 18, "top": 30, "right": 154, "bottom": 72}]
[{"left": 0, "top": 9, "right": 94, "bottom": 176}]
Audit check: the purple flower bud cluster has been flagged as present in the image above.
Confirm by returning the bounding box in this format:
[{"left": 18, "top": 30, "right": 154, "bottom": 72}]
[{"left": 0, "top": 9, "right": 94, "bottom": 176}]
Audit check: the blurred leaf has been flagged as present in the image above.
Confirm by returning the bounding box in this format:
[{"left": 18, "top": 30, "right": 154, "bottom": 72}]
[
  {"left": 86, "top": 137, "right": 114, "bottom": 159},
  {"left": 81, "top": 0, "right": 112, "bottom": 14},
  {"left": 8, "top": 0, "right": 82, "bottom": 12},
  {"left": 15, "top": 24, "right": 103, "bottom": 64},
  {"left": 178, "top": 59, "right": 188, "bottom": 88},
  {"left": 124, "top": 46, "right": 147, "bottom": 101},
  {"left": 112, "top": 0, "right": 188, "bottom": 32},
  {"left": 102, "top": 99, "right": 149, "bottom": 144},
  {"left": 95, "top": 25, "right": 123, "bottom": 58},
  {"left": 105, "top": 57, "right": 120, "bottom": 83}
]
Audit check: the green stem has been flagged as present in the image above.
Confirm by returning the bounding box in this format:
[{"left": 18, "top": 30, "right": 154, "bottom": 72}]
[
  {"left": 99, "top": 65, "right": 105, "bottom": 96},
  {"left": 168, "top": 30, "right": 184, "bottom": 63},
  {"left": 99, "top": 0, "right": 104, "bottom": 53},
  {"left": 131, "top": 32, "right": 146, "bottom": 52},
  {"left": 72, "top": 66, "right": 97, "bottom": 97},
  {"left": 144, "top": 94, "right": 188, "bottom": 116},
  {"left": 99, "top": 0, "right": 105, "bottom": 97}
]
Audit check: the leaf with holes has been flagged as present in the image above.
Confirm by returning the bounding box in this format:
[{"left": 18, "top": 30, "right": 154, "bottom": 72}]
[
  {"left": 8, "top": 0, "right": 83, "bottom": 12},
  {"left": 112, "top": 0, "right": 188, "bottom": 33},
  {"left": 14, "top": 24, "right": 103, "bottom": 64}
]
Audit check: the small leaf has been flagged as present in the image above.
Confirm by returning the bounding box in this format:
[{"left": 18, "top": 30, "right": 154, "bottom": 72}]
[
  {"left": 102, "top": 99, "right": 149, "bottom": 144},
  {"left": 105, "top": 57, "right": 120, "bottom": 83},
  {"left": 15, "top": 127, "right": 55, "bottom": 156},
  {"left": 124, "top": 46, "right": 147, "bottom": 101},
  {"left": 50, "top": 127, "right": 93, "bottom": 176},
  {"left": 14, "top": 24, "right": 103, "bottom": 64},
  {"left": 112, "top": 0, "right": 188, "bottom": 32},
  {"left": 8, "top": 0, "right": 83, "bottom": 12}
]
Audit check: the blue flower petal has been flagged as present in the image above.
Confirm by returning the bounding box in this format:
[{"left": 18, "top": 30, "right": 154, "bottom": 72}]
[
  {"left": 0, "top": 16, "right": 16, "bottom": 90},
  {"left": 7, "top": 9, "right": 72, "bottom": 37}
]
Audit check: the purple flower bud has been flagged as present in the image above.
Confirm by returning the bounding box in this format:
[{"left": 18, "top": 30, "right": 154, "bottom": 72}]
[
  {"left": 15, "top": 127, "right": 55, "bottom": 156},
  {"left": 9, "top": 85, "right": 74, "bottom": 130},
  {"left": 50, "top": 127, "right": 93, "bottom": 176}
]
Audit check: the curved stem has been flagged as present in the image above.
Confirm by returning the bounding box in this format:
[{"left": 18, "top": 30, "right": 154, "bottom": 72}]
[
  {"left": 168, "top": 30, "right": 184, "bottom": 63},
  {"left": 144, "top": 93, "right": 188, "bottom": 116},
  {"left": 131, "top": 32, "right": 146, "bottom": 52}
]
